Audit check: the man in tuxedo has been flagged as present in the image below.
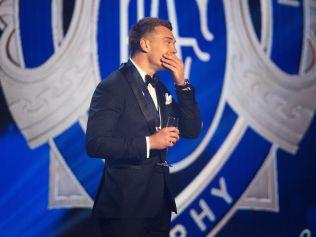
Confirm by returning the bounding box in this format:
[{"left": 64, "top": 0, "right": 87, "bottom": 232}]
[{"left": 86, "top": 17, "right": 201, "bottom": 237}]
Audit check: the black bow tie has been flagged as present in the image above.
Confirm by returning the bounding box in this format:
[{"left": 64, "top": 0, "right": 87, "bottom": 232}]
[{"left": 145, "top": 75, "right": 158, "bottom": 88}]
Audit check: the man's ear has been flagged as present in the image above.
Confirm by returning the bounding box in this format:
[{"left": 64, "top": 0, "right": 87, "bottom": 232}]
[{"left": 140, "top": 38, "right": 150, "bottom": 53}]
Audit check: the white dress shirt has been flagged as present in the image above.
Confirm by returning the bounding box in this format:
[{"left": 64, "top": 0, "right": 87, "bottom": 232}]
[{"left": 130, "top": 58, "right": 162, "bottom": 158}]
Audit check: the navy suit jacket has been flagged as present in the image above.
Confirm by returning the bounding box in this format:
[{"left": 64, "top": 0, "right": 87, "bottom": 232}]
[{"left": 86, "top": 60, "right": 201, "bottom": 218}]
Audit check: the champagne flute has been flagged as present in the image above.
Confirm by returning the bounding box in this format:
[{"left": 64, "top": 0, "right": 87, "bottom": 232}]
[
  {"left": 158, "top": 116, "right": 179, "bottom": 168},
  {"left": 166, "top": 116, "right": 179, "bottom": 128}
]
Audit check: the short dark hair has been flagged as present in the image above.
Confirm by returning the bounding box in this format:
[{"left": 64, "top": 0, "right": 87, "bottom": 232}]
[{"left": 129, "top": 17, "right": 172, "bottom": 56}]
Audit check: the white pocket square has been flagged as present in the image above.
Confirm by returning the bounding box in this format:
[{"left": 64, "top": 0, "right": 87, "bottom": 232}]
[{"left": 165, "top": 93, "right": 172, "bottom": 105}]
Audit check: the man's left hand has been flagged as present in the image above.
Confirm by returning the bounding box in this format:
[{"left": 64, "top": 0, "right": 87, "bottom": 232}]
[{"left": 161, "top": 53, "right": 185, "bottom": 85}]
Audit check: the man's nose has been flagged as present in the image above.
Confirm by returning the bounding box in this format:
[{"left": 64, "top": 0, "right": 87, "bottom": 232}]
[{"left": 170, "top": 44, "right": 177, "bottom": 54}]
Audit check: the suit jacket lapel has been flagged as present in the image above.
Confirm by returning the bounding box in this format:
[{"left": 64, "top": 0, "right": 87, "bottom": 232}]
[
  {"left": 119, "top": 61, "right": 157, "bottom": 134},
  {"left": 155, "top": 82, "right": 169, "bottom": 161},
  {"left": 156, "top": 82, "right": 168, "bottom": 128}
]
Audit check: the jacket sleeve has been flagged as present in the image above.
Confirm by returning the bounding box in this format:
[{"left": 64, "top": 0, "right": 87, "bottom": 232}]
[
  {"left": 85, "top": 79, "right": 146, "bottom": 160},
  {"left": 173, "top": 84, "right": 202, "bottom": 139}
]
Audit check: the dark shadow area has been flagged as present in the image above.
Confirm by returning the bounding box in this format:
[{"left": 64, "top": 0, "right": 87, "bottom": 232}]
[{"left": 0, "top": 85, "right": 14, "bottom": 132}]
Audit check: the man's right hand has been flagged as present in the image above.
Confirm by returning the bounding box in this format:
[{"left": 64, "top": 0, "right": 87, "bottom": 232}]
[{"left": 149, "top": 127, "right": 180, "bottom": 150}]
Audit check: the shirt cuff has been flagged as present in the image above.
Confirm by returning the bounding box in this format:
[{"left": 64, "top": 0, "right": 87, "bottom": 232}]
[{"left": 145, "top": 136, "right": 150, "bottom": 158}]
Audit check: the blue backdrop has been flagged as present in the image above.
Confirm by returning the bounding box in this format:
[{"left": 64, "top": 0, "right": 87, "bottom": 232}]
[{"left": 0, "top": 0, "right": 315, "bottom": 236}]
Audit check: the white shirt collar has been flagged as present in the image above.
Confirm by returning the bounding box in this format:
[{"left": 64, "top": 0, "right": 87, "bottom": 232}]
[{"left": 129, "top": 58, "right": 147, "bottom": 83}]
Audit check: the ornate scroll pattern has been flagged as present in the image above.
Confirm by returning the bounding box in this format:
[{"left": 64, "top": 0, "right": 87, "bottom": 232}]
[
  {"left": 0, "top": 0, "right": 100, "bottom": 148},
  {"left": 224, "top": 0, "right": 316, "bottom": 154}
]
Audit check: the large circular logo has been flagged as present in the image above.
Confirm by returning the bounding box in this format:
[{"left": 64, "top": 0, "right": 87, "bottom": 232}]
[{"left": 0, "top": 0, "right": 315, "bottom": 236}]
